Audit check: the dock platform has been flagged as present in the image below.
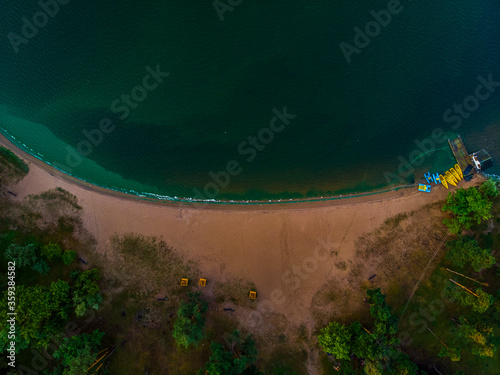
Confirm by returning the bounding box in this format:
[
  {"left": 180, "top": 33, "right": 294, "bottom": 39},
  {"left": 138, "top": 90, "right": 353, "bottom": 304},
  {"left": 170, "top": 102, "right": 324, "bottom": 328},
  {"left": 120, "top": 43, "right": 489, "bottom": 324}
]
[{"left": 448, "top": 136, "right": 474, "bottom": 178}]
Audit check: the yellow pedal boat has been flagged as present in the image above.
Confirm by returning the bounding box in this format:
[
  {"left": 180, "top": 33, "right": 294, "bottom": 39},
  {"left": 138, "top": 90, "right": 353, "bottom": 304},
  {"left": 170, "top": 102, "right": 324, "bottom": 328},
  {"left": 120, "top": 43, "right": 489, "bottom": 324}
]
[
  {"left": 450, "top": 167, "right": 461, "bottom": 181},
  {"left": 439, "top": 174, "right": 448, "bottom": 189},
  {"left": 445, "top": 171, "right": 457, "bottom": 186},
  {"left": 454, "top": 164, "right": 463, "bottom": 180}
]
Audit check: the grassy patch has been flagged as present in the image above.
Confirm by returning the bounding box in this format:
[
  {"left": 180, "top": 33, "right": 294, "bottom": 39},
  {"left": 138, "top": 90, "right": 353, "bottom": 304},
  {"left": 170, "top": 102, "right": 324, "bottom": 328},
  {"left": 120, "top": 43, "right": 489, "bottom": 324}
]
[
  {"left": 334, "top": 261, "right": 347, "bottom": 271},
  {"left": 29, "top": 187, "right": 82, "bottom": 211},
  {"left": 108, "top": 233, "right": 199, "bottom": 298},
  {"left": 383, "top": 212, "right": 409, "bottom": 228},
  {"left": 213, "top": 278, "right": 258, "bottom": 309},
  {"left": 0, "top": 146, "right": 29, "bottom": 175},
  {"left": 263, "top": 346, "right": 308, "bottom": 375}
]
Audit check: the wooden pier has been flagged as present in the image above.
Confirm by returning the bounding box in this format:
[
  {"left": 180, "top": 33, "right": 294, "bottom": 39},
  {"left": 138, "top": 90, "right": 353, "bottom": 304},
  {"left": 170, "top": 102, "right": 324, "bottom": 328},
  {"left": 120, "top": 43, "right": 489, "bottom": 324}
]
[{"left": 448, "top": 136, "right": 474, "bottom": 178}]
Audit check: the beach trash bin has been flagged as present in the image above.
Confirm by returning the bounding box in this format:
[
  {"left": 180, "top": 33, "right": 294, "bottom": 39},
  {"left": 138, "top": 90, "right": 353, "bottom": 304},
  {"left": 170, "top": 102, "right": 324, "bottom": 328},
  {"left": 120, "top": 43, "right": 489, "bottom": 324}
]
[
  {"left": 249, "top": 291, "right": 257, "bottom": 299},
  {"left": 180, "top": 278, "right": 188, "bottom": 286},
  {"left": 199, "top": 278, "right": 207, "bottom": 287}
]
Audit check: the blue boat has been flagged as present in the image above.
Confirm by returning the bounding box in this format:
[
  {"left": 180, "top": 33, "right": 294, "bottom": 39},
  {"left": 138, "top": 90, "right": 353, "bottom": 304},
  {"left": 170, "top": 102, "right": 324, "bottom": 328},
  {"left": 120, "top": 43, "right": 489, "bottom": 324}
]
[
  {"left": 424, "top": 172, "right": 432, "bottom": 184},
  {"left": 433, "top": 173, "right": 440, "bottom": 183},
  {"left": 418, "top": 184, "right": 432, "bottom": 193}
]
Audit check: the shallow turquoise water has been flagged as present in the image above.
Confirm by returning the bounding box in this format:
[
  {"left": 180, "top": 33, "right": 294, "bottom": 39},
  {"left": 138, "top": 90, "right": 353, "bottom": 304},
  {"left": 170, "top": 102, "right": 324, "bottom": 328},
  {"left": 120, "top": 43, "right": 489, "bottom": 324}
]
[{"left": 1, "top": 1, "right": 499, "bottom": 202}]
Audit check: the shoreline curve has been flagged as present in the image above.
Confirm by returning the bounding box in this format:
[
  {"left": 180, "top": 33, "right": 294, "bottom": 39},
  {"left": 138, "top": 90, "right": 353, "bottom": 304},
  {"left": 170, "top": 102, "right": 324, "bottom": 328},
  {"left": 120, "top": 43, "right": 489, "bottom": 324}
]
[{"left": 0, "top": 133, "right": 417, "bottom": 210}]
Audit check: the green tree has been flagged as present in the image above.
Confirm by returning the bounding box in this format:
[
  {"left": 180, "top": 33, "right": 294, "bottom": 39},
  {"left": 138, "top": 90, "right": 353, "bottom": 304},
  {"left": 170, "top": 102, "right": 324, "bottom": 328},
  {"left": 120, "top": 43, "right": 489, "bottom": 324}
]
[
  {"left": 349, "top": 322, "right": 377, "bottom": 361},
  {"left": 364, "top": 361, "right": 383, "bottom": 375},
  {"left": 0, "top": 280, "right": 71, "bottom": 351},
  {"left": 71, "top": 269, "right": 102, "bottom": 317},
  {"left": 445, "top": 284, "right": 493, "bottom": 314},
  {"left": 5, "top": 243, "right": 37, "bottom": 267},
  {"left": 203, "top": 331, "right": 258, "bottom": 374},
  {"left": 442, "top": 187, "right": 493, "bottom": 234},
  {"left": 445, "top": 236, "right": 495, "bottom": 272},
  {"left": 4, "top": 243, "right": 50, "bottom": 275},
  {"left": 204, "top": 344, "right": 234, "bottom": 375},
  {"left": 387, "top": 352, "right": 418, "bottom": 375},
  {"left": 53, "top": 330, "right": 104, "bottom": 375},
  {"left": 479, "top": 178, "right": 499, "bottom": 199},
  {"left": 41, "top": 242, "right": 63, "bottom": 261},
  {"left": 317, "top": 322, "right": 352, "bottom": 360},
  {"left": 438, "top": 346, "right": 461, "bottom": 361},
  {"left": 172, "top": 292, "right": 208, "bottom": 348},
  {"left": 318, "top": 289, "right": 418, "bottom": 373},
  {"left": 456, "top": 318, "right": 497, "bottom": 358},
  {"left": 438, "top": 317, "right": 497, "bottom": 362},
  {"left": 367, "top": 288, "right": 399, "bottom": 340},
  {"left": 62, "top": 250, "right": 76, "bottom": 265},
  {"left": 32, "top": 258, "right": 51, "bottom": 275}
]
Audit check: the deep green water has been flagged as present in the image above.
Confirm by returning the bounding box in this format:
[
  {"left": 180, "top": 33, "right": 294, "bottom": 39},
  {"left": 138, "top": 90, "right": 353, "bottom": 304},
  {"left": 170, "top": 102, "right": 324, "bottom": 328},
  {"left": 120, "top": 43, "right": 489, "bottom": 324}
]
[{"left": 1, "top": 1, "right": 499, "bottom": 202}]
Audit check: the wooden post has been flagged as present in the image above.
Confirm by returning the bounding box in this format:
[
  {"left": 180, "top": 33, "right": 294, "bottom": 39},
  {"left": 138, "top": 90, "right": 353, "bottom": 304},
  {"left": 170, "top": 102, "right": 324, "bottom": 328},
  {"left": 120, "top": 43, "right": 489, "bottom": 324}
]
[
  {"left": 449, "top": 278, "right": 479, "bottom": 297},
  {"left": 85, "top": 348, "right": 109, "bottom": 373},
  {"left": 445, "top": 268, "right": 488, "bottom": 286},
  {"left": 427, "top": 328, "right": 448, "bottom": 348}
]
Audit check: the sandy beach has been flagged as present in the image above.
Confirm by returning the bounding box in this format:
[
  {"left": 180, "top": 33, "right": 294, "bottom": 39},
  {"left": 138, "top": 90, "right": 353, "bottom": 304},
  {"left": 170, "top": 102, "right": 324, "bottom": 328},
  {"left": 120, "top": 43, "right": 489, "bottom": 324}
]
[{"left": 1, "top": 134, "right": 476, "bottom": 326}]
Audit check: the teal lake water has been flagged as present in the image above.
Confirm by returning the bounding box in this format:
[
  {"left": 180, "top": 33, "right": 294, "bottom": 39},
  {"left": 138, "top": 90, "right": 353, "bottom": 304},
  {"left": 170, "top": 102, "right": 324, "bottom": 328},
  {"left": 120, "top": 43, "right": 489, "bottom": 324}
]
[{"left": 1, "top": 1, "right": 499, "bottom": 202}]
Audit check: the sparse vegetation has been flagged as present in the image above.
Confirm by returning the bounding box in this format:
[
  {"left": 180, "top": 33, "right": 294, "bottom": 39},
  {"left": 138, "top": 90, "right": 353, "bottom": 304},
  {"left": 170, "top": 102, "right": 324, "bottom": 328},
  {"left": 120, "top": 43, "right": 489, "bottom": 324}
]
[{"left": 0, "top": 146, "right": 29, "bottom": 177}]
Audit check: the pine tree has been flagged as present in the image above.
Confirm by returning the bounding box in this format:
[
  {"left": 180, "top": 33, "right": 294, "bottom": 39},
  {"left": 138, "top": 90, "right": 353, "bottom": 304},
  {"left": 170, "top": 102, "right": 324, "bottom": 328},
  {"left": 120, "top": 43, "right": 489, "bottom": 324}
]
[{"left": 172, "top": 292, "right": 208, "bottom": 348}]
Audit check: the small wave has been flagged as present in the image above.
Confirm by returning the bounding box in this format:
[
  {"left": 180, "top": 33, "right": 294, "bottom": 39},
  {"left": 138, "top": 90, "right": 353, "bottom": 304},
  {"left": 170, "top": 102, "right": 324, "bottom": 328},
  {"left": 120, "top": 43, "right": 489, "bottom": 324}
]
[{"left": 1, "top": 130, "right": 415, "bottom": 205}]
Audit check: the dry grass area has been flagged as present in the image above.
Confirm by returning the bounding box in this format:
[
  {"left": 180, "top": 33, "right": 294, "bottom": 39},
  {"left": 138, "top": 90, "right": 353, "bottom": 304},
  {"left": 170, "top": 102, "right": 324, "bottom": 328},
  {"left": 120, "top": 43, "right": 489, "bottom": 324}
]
[
  {"left": 212, "top": 278, "right": 258, "bottom": 309},
  {"left": 310, "top": 202, "right": 448, "bottom": 331},
  {"left": 0, "top": 187, "right": 95, "bottom": 255}
]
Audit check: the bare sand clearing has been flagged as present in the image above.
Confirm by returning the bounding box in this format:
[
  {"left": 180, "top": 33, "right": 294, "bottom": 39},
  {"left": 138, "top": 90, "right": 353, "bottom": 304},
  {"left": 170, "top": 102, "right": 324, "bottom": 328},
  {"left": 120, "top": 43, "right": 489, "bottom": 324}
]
[{"left": 1, "top": 135, "right": 476, "bottom": 328}]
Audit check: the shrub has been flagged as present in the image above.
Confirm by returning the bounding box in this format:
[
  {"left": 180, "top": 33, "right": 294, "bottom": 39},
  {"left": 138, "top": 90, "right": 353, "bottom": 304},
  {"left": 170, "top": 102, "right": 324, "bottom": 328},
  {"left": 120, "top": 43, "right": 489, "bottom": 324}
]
[
  {"left": 62, "top": 250, "right": 76, "bottom": 265},
  {"left": 0, "top": 147, "right": 29, "bottom": 174},
  {"left": 41, "top": 242, "right": 63, "bottom": 261},
  {"left": 479, "top": 178, "right": 499, "bottom": 199}
]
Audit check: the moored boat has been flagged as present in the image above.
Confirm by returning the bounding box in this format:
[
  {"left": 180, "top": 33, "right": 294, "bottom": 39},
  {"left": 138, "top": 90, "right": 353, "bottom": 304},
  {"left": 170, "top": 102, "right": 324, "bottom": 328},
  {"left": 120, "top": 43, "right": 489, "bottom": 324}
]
[
  {"left": 445, "top": 172, "right": 457, "bottom": 186},
  {"left": 454, "top": 164, "right": 463, "bottom": 180},
  {"left": 439, "top": 174, "right": 448, "bottom": 189},
  {"left": 418, "top": 184, "right": 432, "bottom": 193},
  {"left": 450, "top": 167, "right": 461, "bottom": 181},
  {"left": 424, "top": 172, "right": 432, "bottom": 184}
]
